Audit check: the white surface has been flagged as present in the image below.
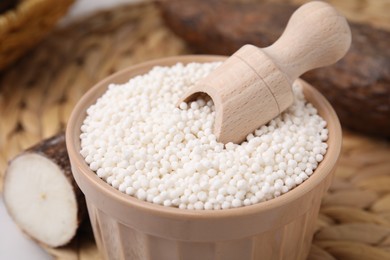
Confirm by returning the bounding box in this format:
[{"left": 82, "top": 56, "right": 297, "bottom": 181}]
[
  {"left": 0, "top": 195, "right": 52, "bottom": 260},
  {"left": 60, "top": 0, "right": 145, "bottom": 25}
]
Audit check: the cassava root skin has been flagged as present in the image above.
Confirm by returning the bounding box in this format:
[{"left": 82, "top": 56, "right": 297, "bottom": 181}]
[{"left": 3, "top": 133, "right": 86, "bottom": 247}]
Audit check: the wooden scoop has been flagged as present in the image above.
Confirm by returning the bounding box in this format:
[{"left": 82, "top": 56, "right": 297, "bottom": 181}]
[{"left": 177, "top": 1, "right": 351, "bottom": 144}]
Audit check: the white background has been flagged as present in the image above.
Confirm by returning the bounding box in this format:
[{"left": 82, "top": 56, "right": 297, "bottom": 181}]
[
  {"left": 0, "top": 196, "right": 51, "bottom": 260},
  {"left": 61, "top": 0, "right": 145, "bottom": 25}
]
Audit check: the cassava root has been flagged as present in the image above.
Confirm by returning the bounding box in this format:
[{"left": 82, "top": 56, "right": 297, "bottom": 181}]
[{"left": 3, "top": 133, "right": 86, "bottom": 247}]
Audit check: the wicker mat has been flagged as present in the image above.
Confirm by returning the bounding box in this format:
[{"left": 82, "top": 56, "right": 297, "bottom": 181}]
[{"left": 0, "top": 2, "right": 389, "bottom": 260}]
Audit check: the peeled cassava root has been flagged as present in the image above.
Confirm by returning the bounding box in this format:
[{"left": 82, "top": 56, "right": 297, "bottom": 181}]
[{"left": 3, "top": 133, "right": 86, "bottom": 247}]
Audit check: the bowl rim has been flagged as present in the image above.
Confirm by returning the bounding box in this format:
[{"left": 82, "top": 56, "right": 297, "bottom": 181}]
[{"left": 66, "top": 55, "right": 342, "bottom": 220}]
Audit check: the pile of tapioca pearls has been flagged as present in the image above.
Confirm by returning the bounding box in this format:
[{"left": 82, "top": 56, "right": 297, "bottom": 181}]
[{"left": 80, "top": 62, "right": 328, "bottom": 210}]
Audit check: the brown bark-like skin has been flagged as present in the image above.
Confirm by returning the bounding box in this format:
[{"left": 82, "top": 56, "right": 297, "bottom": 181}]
[
  {"left": 159, "top": 0, "right": 390, "bottom": 138},
  {"left": 26, "top": 133, "right": 87, "bottom": 243},
  {"left": 0, "top": 0, "right": 18, "bottom": 14}
]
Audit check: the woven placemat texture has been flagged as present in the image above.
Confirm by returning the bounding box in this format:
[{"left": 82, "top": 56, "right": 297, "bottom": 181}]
[
  {"left": 0, "top": 0, "right": 75, "bottom": 69},
  {"left": 0, "top": 2, "right": 389, "bottom": 260},
  {"left": 0, "top": 3, "right": 189, "bottom": 185}
]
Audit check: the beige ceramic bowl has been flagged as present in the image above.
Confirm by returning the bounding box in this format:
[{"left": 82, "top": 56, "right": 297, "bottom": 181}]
[{"left": 66, "top": 56, "right": 342, "bottom": 260}]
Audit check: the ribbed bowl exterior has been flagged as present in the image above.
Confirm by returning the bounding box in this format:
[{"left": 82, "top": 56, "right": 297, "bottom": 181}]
[
  {"left": 85, "top": 175, "right": 331, "bottom": 260},
  {"left": 66, "top": 56, "right": 342, "bottom": 260}
]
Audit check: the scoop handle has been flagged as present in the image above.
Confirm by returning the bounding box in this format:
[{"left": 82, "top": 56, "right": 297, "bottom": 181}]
[{"left": 262, "top": 1, "right": 351, "bottom": 82}]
